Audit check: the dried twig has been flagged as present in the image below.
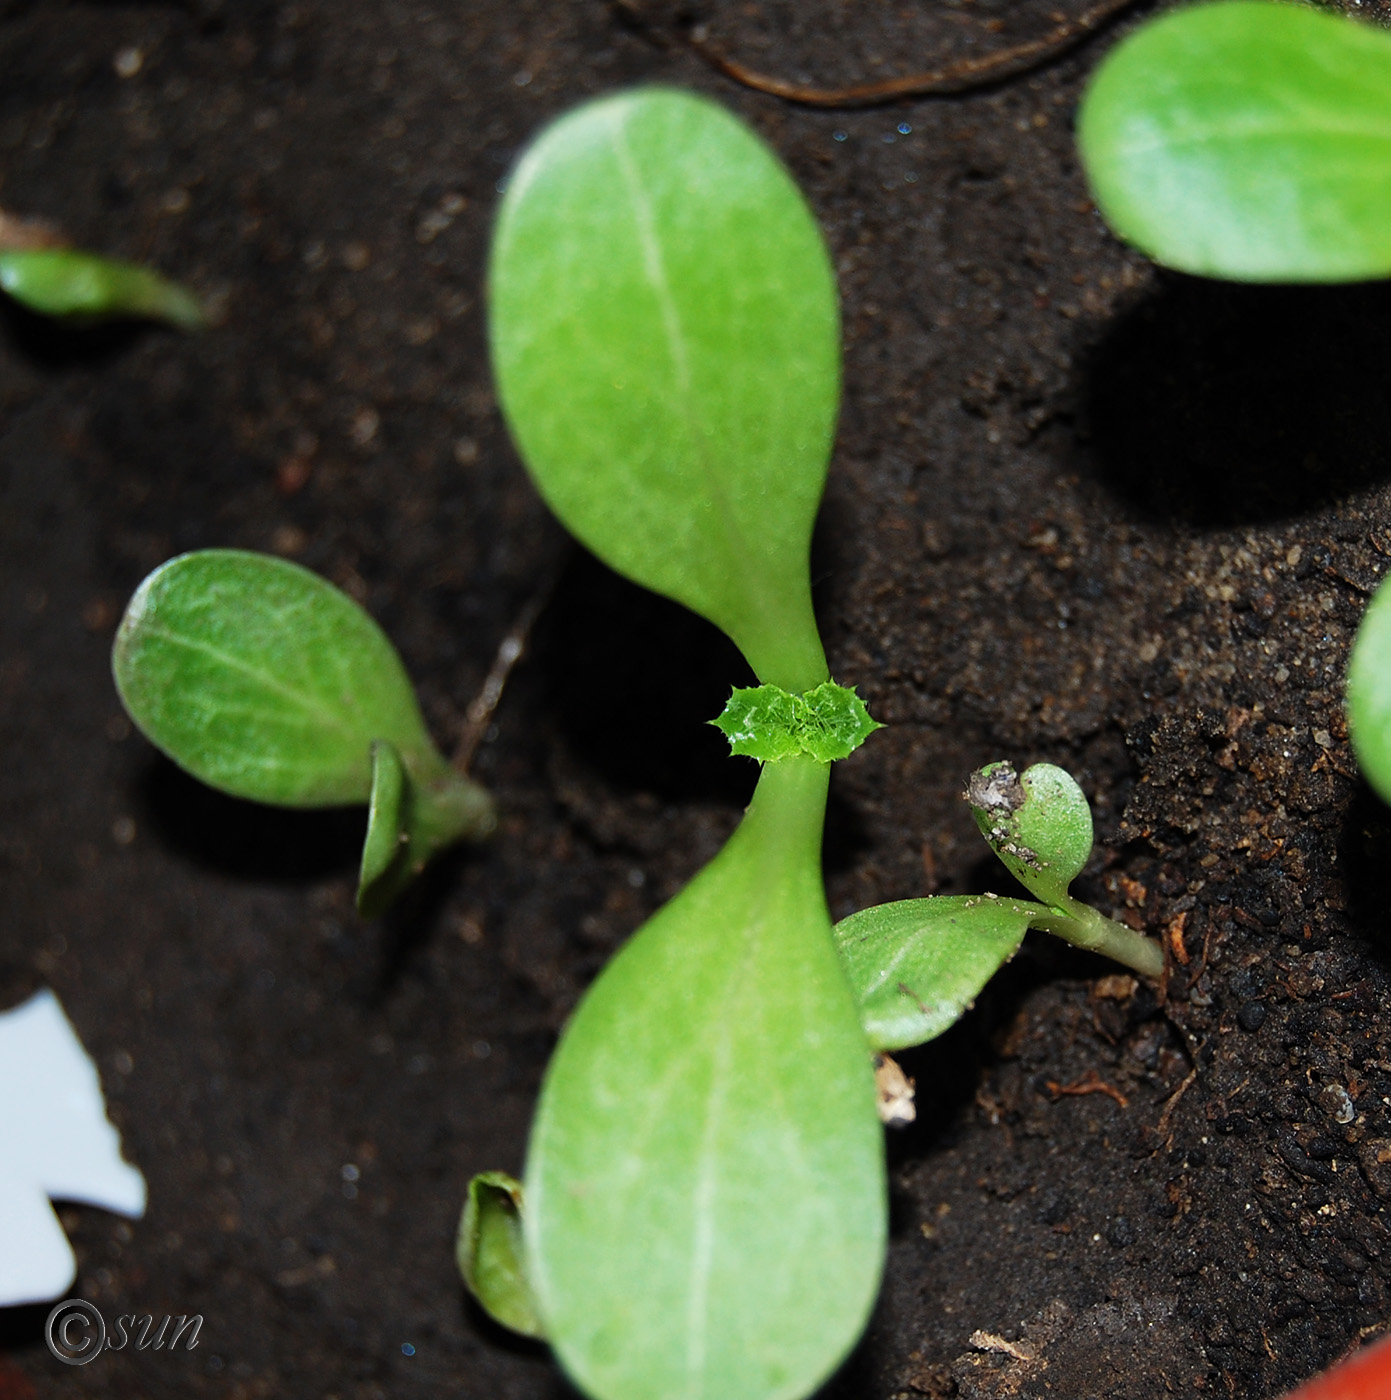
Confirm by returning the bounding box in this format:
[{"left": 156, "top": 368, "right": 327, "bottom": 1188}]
[
  {"left": 1155, "top": 1063, "right": 1199, "bottom": 1146},
  {"left": 1044, "top": 1068, "right": 1129, "bottom": 1109},
  {"left": 453, "top": 564, "right": 559, "bottom": 774},
  {"left": 969, "top": 1330, "right": 1037, "bottom": 1362},
  {"left": 688, "top": 0, "right": 1142, "bottom": 108}
]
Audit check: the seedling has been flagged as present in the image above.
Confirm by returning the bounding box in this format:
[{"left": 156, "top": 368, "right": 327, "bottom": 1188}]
[
  {"left": 1075, "top": 2, "right": 1391, "bottom": 808},
  {"left": 1077, "top": 1, "right": 1391, "bottom": 282},
  {"left": 488, "top": 86, "right": 884, "bottom": 1400},
  {"left": 837, "top": 760, "right": 1162, "bottom": 1052},
  {"left": 112, "top": 549, "right": 495, "bottom": 915},
  {"left": 459, "top": 86, "right": 1165, "bottom": 1400},
  {"left": 455, "top": 1172, "right": 542, "bottom": 1338},
  {"left": 0, "top": 209, "right": 204, "bottom": 329}
]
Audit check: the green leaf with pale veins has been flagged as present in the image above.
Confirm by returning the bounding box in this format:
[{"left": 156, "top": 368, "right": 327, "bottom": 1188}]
[
  {"left": 525, "top": 757, "right": 885, "bottom": 1400},
  {"left": 457, "top": 1172, "right": 544, "bottom": 1339},
  {"left": 711, "top": 682, "right": 882, "bottom": 764},
  {"left": 710, "top": 685, "right": 804, "bottom": 763},
  {"left": 834, "top": 896, "right": 1041, "bottom": 1052},
  {"left": 114, "top": 550, "right": 445, "bottom": 805},
  {"left": 0, "top": 248, "right": 205, "bottom": 328},
  {"left": 490, "top": 88, "right": 839, "bottom": 693},
  {"left": 1078, "top": 1, "right": 1391, "bottom": 282},
  {"left": 115, "top": 551, "right": 497, "bottom": 915}
]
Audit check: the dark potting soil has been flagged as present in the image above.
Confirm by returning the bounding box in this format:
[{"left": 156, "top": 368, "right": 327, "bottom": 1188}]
[{"left": 2, "top": 2, "right": 1389, "bottom": 1397}]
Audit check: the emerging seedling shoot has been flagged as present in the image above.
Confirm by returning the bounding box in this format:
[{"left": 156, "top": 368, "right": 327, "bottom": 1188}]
[
  {"left": 837, "top": 760, "right": 1162, "bottom": 1053},
  {"left": 0, "top": 209, "right": 204, "bottom": 329}
]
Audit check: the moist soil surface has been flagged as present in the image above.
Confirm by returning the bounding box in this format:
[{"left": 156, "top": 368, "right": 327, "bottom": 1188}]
[{"left": 2, "top": 2, "right": 1390, "bottom": 1397}]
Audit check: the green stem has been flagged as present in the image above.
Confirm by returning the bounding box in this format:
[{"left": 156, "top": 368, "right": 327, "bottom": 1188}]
[
  {"left": 412, "top": 767, "right": 499, "bottom": 849},
  {"left": 736, "top": 570, "right": 829, "bottom": 696},
  {"left": 741, "top": 752, "right": 831, "bottom": 870},
  {"left": 1030, "top": 896, "right": 1165, "bottom": 980}
]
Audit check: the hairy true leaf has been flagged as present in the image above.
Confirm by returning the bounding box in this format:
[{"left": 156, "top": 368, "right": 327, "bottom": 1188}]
[
  {"left": 457, "top": 1172, "right": 544, "bottom": 1339},
  {"left": 491, "top": 88, "right": 839, "bottom": 692},
  {"left": 711, "top": 682, "right": 882, "bottom": 764},
  {"left": 967, "top": 762, "right": 1092, "bottom": 908},
  {"left": 1348, "top": 574, "right": 1391, "bottom": 804},
  {"left": 1078, "top": 1, "right": 1391, "bottom": 281},
  {"left": 113, "top": 550, "right": 446, "bottom": 806},
  {"left": 0, "top": 248, "right": 204, "bottom": 328},
  {"left": 525, "top": 757, "right": 885, "bottom": 1400},
  {"left": 834, "top": 896, "right": 1040, "bottom": 1052}
]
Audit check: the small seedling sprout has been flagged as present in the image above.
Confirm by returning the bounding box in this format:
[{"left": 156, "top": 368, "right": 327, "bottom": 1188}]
[
  {"left": 459, "top": 85, "right": 1167, "bottom": 1400},
  {"left": 487, "top": 85, "right": 884, "bottom": 1400},
  {"left": 0, "top": 209, "right": 204, "bottom": 329},
  {"left": 836, "top": 761, "right": 1162, "bottom": 1054},
  {"left": 112, "top": 550, "right": 495, "bottom": 916}
]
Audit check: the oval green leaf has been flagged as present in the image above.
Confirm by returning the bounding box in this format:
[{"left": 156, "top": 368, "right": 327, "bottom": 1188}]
[
  {"left": 525, "top": 757, "right": 885, "bottom": 1400},
  {"left": 1079, "top": 1, "right": 1391, "bottom": 282},
  {"left": 967, "top": 762, "right": 1093, "bottom": 909},
  {"left": 0, "top": 248, "right": 205, "bottom": 328},
  {"left": 457, "top": 1172, "right": 545, "bottom": 1339},
  {"left": 834, "top": 895, "right": 1041, "bottom": 1052},
  {"left": 113, "top": 550, "right": 443, "bottom": 806},
  {"left": 490, "top": 87, "right": 839, "bottom": 692},
  {"left": 1348, "top": 573, "right": 1391, "bottom": 803}
]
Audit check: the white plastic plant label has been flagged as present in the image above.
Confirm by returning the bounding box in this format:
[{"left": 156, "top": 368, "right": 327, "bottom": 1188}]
[{"left": 0, "top": 989, "right": 146, "bottom": 1306}]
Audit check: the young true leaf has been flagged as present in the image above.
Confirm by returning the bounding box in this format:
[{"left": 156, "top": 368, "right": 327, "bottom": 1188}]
[
  {"left": 1347, "top": 573, "right": 1391, "bottom": 804},
  {"left": 834, "top": 896, "right": 1040, "bottom": 1052},
  {"left": 711, "top": 685, "right": 804, "bottom": 763},
  {"left": 456, "top": 1172, "right": 544, "bottom": 1339},
  {"left": 711, "top": 682, "right": 882, "bottom": 764},
  {"left": 1078, "top": 1, "right": 1391, "bottom": 282},
  {"left": 966, "top": 762, "right": 1092, "bottom": 909},
  {"left": 525, "top": 758, "right": 885, "bottom": 1400},
  {"left": 0, "top": 248, "right": 205, "bottom": 329},
  {"left": 490, "top": 87, "right": 839, "bottom": 693}
]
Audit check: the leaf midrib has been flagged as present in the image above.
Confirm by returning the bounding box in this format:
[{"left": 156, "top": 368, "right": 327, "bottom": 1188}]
[
  {"left": 138, "top": 622, "right": 359, "bottom": 738},
  {"left": 606, "top": 102, "right": 760, "bottom": 628},
  {"left": 680, "top": 883, "right": 820, "bottom": 1399}
]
